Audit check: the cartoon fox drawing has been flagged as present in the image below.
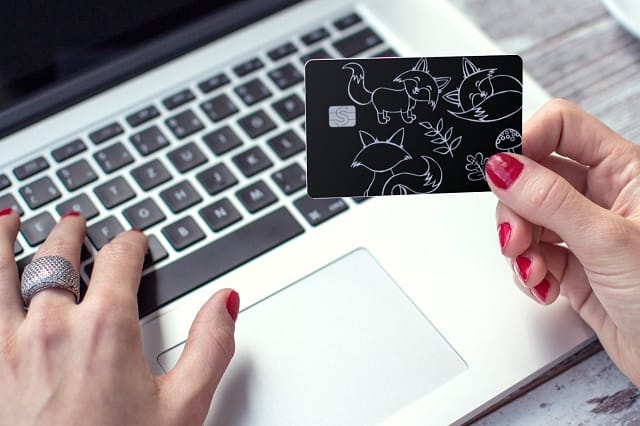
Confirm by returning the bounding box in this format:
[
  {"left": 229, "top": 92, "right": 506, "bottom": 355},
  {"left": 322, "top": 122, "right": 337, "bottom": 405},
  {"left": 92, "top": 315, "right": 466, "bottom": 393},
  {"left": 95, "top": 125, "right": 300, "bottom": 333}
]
[
  {"left": 443, "top": 57, "right": 522, "bottom": 123},
  {"left": 343, "top": 58, "right": 451, "bottom": 125}
]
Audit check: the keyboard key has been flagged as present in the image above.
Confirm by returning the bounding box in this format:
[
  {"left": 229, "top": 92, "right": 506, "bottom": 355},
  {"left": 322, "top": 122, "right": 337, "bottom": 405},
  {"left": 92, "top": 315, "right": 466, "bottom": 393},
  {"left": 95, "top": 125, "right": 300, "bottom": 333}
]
[
  {"left": 236, "top": 180, "right": 277, "bottom": 213},
  {"left": 268, "top": 63, "right": 304, "bottom": 90},
  {"left": 21, "top": 212, "right": 56, "bottom": 246},
  {"left": 334, "top": 12, "right": 362, "bottom": 30},
  {"left": 131, "top": 159, "right": 172, "bottom": 191},
  {"left": 138, "top": 207, "right": 304, "bottom": 317},
  {"left": 200, "top": 94, "right": 239, "bottom": 122},
  {"left": 162, "top": 217, "right": 205, "bottom": 251},
  {"left": 351, "top": 196, "right": 370, "bottom": 203},
  {"left": 143, "top": 235, "right": 168, "bottom": 268},
  {"left": 233, "top": 57, "right": 264, "bottom": 77},
  {"left": 271, "top": 163, "right": 306, "bottom": 195},
  {"left": 237, "top": 110, "right": 276, "bottom": 139},
  {"left": 52, "top": 139, "right": 87, "bottom": 163},
  {"left": 166, "top": 110, "right": 204, "bottom": 139},
  {"left": 160, "top": 181, "right": 202, "bottom": 213},
  {"left": 196, "top": 163, "right": 238, "bottom": 195},
  {"left": 301, "top": 27, "right": 330, "bottom": 45},
  {"left": 162, "top": 89, "right": 195, "bottom": 110},
  {"left": 167, "top": 142, "right": 207, "bottom": 173},
  {"left": 14, "top": 240, "right": 23, "bottom": 256},
  {"left": 333, "top": 27, "right": 382, "bottom": 57},
  {"left": 0, "top": 174, "right": 10, "bottom": 191},
  {"left": 94, "top": 142, "right": 134, "bottom": 173},
  {"left": 266, "top": 130, "right": 305, "bottom": 160},
  {"left": 199, "top": 198, "right": 242, "bottom": 232},
  {"left": 198, "top": 73, "right": 230, "bottom": 94},
  {"left": 374, "top": 48, "right": 399, "bottom": 58},
  {"left": 56, "top": 194, "right": 99, "bottom": 220},
  {"left": 56, "top": 159, "right": 98, "bottom": 191},
  {"left": 300, "top": 48, "right": 331, "bottom": 64},
  {"left": 294, "top": 195, "right": 348, "bottom": 226},
  {"left": 14, "top": 157, "right": 49, "bottom": 180},
  {"left": 267, "top": 42, "right": 298, "bottom": 61},
  {"left": 0, "top": 194, "right": 23, "bottom": 215},
  {"left": 94, "top": 176, "right": 136, "bottom": 209},
  {"left": 87, "top": 216, "right": 125, "bottom": 250},
  {"left": 126, "top": 105, "right": 160, "bottom": 127},
  {"left": 89, "top": 122, "right": 124, "bottom": 145},
  {"left": 232, "top": 146, "right": 273, "bottom": 177},
  {"left": 19, "top": 177, "right": 61, "bottom": 209},
  {"left": 123, "top": 198, "right": 166, "bottom": 230},
  {"left": 203, "top": 126, "right": 243, "bottom": 156},
  {"left": 130, "top": 126, "right": 170, "bottom": 156},
  {"left": 234, "top": 79, "right": 272, "bottom": 106},
  {"left": 272, "top": 94, "right": 305, "bottom": 122}
]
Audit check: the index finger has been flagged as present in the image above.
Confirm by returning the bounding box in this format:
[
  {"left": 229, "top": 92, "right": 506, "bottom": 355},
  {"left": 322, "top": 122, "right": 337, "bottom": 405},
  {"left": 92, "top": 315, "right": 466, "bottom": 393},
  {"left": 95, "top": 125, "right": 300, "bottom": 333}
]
[{"left": 524, "top": 99, "right": 636, "bottom": 166}]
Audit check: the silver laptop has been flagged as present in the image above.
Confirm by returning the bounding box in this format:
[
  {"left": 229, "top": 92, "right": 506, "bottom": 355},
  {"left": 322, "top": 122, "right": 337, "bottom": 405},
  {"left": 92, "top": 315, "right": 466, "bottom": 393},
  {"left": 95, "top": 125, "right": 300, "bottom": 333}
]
[{"left": 1, "top": 0, "right": 595, "bottom": 424}]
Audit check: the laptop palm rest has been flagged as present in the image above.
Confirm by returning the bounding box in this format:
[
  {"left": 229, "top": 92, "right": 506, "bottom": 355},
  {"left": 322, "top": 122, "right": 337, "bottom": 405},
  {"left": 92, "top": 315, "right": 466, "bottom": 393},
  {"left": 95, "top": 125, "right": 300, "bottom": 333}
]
[{"left": 158, "top": 248, "right": 466, "bottom": 425}]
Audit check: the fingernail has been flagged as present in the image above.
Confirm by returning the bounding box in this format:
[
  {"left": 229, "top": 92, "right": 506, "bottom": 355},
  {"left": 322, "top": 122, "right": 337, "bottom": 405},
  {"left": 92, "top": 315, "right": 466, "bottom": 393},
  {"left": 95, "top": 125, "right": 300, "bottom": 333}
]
[
  {"left": 61, "top": 211, "right": 82, "bottom": 219},
  {"left": 515, "top": 256, "right": 532, "bottom": 283},
  {"left": 226, "top": 290, "right": 240, "bottom": 322},
  {"left": 485, "top": 153, "right": 524, "bottom": 190},
  {"left": 498, "top": 222, "right": 511, "bottom": 252},
  {"left": 530, "top": 280, "right": 550, "bottom": 304},
  {"left": 0, "top": 208, "right": 13, "bottom": 216}
]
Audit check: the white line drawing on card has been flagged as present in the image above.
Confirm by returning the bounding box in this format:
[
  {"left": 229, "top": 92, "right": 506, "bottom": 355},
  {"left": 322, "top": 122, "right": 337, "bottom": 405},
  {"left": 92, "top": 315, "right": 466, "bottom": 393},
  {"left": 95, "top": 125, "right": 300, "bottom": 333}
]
[
  {"left": 381, "top": 156, "right": 443, "bottom": 195},
  {"left": 350, "top": 128, "right": 411, "bottom": 196},
  {"left": 342, "top": 58, "right": 451, "bottom": 125},
  {"left": 420, "top": 118, "right": 462, "bottom": 158},
  {"left": 465, "top": 152, "right": 488, "bottom": 182},
  {"left": 328, "top": 105, "right": 357, "bottom": 127},
  {"left": 443, "top": 57, "right": 522, "bottom": 123},
  {"left": 495, "top": 128, "right": 522, "bottom": 152}
]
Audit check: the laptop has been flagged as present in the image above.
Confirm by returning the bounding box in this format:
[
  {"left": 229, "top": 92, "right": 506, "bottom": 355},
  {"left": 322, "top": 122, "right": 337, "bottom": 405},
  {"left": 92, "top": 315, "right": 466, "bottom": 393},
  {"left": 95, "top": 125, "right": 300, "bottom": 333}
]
[{"left": 1, "top": 0, "right": 596, "bottom": 424}]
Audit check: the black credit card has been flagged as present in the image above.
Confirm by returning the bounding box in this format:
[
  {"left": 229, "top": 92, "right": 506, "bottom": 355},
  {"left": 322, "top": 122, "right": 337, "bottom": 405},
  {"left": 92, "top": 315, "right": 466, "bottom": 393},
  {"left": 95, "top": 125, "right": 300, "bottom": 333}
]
[{"left": 305, "top": 55, "right": 523, "bottom": 197}]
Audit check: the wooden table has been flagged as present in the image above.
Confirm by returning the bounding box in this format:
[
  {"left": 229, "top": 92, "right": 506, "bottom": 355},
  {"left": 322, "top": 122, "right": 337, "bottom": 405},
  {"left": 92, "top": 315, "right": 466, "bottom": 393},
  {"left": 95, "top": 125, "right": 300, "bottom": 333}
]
[{"left": 446, "top": 0, "right": 640, "bottom": 423}]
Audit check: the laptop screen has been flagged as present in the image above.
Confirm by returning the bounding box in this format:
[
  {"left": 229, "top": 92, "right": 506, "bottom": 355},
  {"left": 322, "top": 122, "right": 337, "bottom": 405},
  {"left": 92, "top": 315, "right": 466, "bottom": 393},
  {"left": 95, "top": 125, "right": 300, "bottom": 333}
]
[{"left": 0, "top": 0, "right": 301, "bottom": 138}]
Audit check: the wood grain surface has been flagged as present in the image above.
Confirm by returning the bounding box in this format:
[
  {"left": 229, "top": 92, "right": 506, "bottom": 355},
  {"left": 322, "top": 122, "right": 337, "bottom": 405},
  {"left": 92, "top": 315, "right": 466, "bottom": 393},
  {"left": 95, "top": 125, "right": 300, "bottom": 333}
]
[{"left": 447, "top": 0, "right": 640, "bottom": 423}]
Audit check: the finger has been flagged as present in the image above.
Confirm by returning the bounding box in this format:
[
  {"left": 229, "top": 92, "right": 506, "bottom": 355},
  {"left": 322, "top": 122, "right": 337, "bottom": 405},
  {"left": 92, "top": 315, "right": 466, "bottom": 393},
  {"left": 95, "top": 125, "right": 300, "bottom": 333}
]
[
  {"left": 485, "top": 152, "right": 622, "bottom": 265},
  {"left": 496, "top": 202, "right": 534, "bottom": 257},
  {"left": 523, "top": 99, "right": 633, "bottom": 167},
  {"left": 27, "top": 212, "right": 86, "bottom": 311},
  {"left": 161, "top": 288, "right": 238, "bottom": 422},
  {"left": 84, "top": 230, "right": 147, "bottom": 315},
  {"left": 511, "top": 246, "right": 548, "bottom": 290},
  {"left": 524, "top": 99, "right": 639, "bottom": 209},
  {"left": 0, "top": 208, "right": 24, "bottom": 327}
]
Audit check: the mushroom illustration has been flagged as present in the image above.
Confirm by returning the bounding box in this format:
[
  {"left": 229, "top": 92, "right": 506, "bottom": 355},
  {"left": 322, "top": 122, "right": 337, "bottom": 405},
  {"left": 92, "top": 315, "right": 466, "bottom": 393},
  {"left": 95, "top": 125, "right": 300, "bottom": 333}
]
[{"left": 495, "top": 128, "right": 522, "bottom": 153}]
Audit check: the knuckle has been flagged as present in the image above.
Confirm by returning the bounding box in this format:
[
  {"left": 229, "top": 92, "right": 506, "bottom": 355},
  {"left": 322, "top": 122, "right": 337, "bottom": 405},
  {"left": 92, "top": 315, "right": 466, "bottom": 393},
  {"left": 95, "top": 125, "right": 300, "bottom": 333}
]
[
  {"left": 528, "top": 175, "right": 573, "bottom": 215},
  {"left": 97, "top": 238, "right": 140, "bottom": 260},
  {"left": 212, "top": 325, "right": 236, "bottom": 363},
  {"left": 26, "top": 309, "right": 69, "bottom": 349}
]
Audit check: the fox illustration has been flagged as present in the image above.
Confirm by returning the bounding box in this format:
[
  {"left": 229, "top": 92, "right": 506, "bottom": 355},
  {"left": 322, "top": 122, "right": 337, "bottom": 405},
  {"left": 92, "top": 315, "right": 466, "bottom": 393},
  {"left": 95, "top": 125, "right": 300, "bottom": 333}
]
[
  {"left": 443, "top": 57, "right": 522, "bottom": 123},
  {"left": 343, "top": 58, "right": 451, "bottom": 125},
  {"left": 351, "top": 128, "right": 411, "bottom": 196},
  {"left": 381, "top": 156, "right": 443, "bottom": 195}
]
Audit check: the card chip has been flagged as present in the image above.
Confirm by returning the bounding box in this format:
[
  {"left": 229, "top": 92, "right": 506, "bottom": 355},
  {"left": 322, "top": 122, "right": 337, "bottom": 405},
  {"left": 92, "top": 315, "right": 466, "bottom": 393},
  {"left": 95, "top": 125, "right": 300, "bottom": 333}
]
[{"left": 328, "top": 105, "right": 356, "bottom": 127}]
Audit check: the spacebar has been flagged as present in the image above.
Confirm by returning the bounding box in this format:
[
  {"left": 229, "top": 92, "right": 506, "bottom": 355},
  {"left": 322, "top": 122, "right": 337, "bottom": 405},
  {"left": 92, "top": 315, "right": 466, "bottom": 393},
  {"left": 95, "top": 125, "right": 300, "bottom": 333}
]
[{"left": 138, "top": 207, "right": 304, "bottom": 318}]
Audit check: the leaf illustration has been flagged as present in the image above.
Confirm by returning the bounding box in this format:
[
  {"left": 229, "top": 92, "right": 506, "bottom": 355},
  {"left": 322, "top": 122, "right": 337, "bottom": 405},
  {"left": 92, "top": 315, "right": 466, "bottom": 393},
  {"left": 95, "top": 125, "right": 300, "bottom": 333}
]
[
  {"left": 466, "top": 152, "right": 487, "bottom": 182},
  {"left": 420, "top": 120, "right": 463, "bottom": 158}
]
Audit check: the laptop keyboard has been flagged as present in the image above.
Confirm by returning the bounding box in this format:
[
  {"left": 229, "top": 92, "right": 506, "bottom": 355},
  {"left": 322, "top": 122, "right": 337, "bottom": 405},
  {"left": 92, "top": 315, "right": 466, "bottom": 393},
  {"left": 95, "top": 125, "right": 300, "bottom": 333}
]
[{"left": 3, "top": 11, "right": 398, "bottom": 317}]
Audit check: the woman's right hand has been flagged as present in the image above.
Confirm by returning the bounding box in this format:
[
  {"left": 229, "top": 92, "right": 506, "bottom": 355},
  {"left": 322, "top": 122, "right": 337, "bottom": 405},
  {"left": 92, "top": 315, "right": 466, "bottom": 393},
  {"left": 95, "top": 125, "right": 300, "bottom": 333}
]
[{"left": 485, "top": 99, "right": 640, "bottom": 386}]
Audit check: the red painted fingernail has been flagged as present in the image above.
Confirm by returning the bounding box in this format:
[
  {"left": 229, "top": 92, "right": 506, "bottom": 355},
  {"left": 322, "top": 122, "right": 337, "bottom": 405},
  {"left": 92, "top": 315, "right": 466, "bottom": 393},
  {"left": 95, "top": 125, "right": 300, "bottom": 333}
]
[
  {"left": 226, "top": 290, "right": 240, "bottom": 322},
  {"left": 515, "top": 256, "right": 532, "bottom": 283},
  {"left": 530, "top": 280, "right": 550, "bottom": 304},
  {"left": 61, "top": 211, "right": 82, "bottom": 219},
  {"left": 0, "top": 208, "right": 13, "bottom": 216},
  {"left": 485, "top": 153, "right": 524, "bottom": 190},
  {"left": 498, "top": 222, "right": 511, "bottom": 252}
]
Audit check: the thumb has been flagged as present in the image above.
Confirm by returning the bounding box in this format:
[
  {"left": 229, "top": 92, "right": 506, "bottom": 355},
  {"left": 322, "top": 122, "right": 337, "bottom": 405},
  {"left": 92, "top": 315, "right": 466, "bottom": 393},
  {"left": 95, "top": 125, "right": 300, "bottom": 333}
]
[
  {"left": 485, "top": 152, "right": 625, "bottom": 264},
  {"left": 162, "top": 288, "right": 239, "bottom": 421}
]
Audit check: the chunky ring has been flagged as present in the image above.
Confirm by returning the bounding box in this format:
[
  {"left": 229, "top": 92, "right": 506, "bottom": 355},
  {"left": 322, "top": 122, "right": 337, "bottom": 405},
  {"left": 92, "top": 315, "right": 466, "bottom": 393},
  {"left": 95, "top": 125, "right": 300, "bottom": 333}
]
[{"left": 21, "top": 256, "right": 80, "bottom": 306}]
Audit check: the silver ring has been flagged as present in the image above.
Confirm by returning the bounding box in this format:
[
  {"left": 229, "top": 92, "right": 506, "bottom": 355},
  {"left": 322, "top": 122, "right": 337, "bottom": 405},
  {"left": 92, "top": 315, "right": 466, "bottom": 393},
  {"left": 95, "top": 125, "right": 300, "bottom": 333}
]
[{"left": 21, "top": 256, "right": 80, "bottom": 306}]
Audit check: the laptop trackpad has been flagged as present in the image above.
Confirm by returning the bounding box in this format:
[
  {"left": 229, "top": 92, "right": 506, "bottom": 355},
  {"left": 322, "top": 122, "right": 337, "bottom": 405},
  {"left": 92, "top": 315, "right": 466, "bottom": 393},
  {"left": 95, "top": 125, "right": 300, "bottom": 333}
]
[{"left": 158, "top": 248, "right": 466, "bottom": 425}]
